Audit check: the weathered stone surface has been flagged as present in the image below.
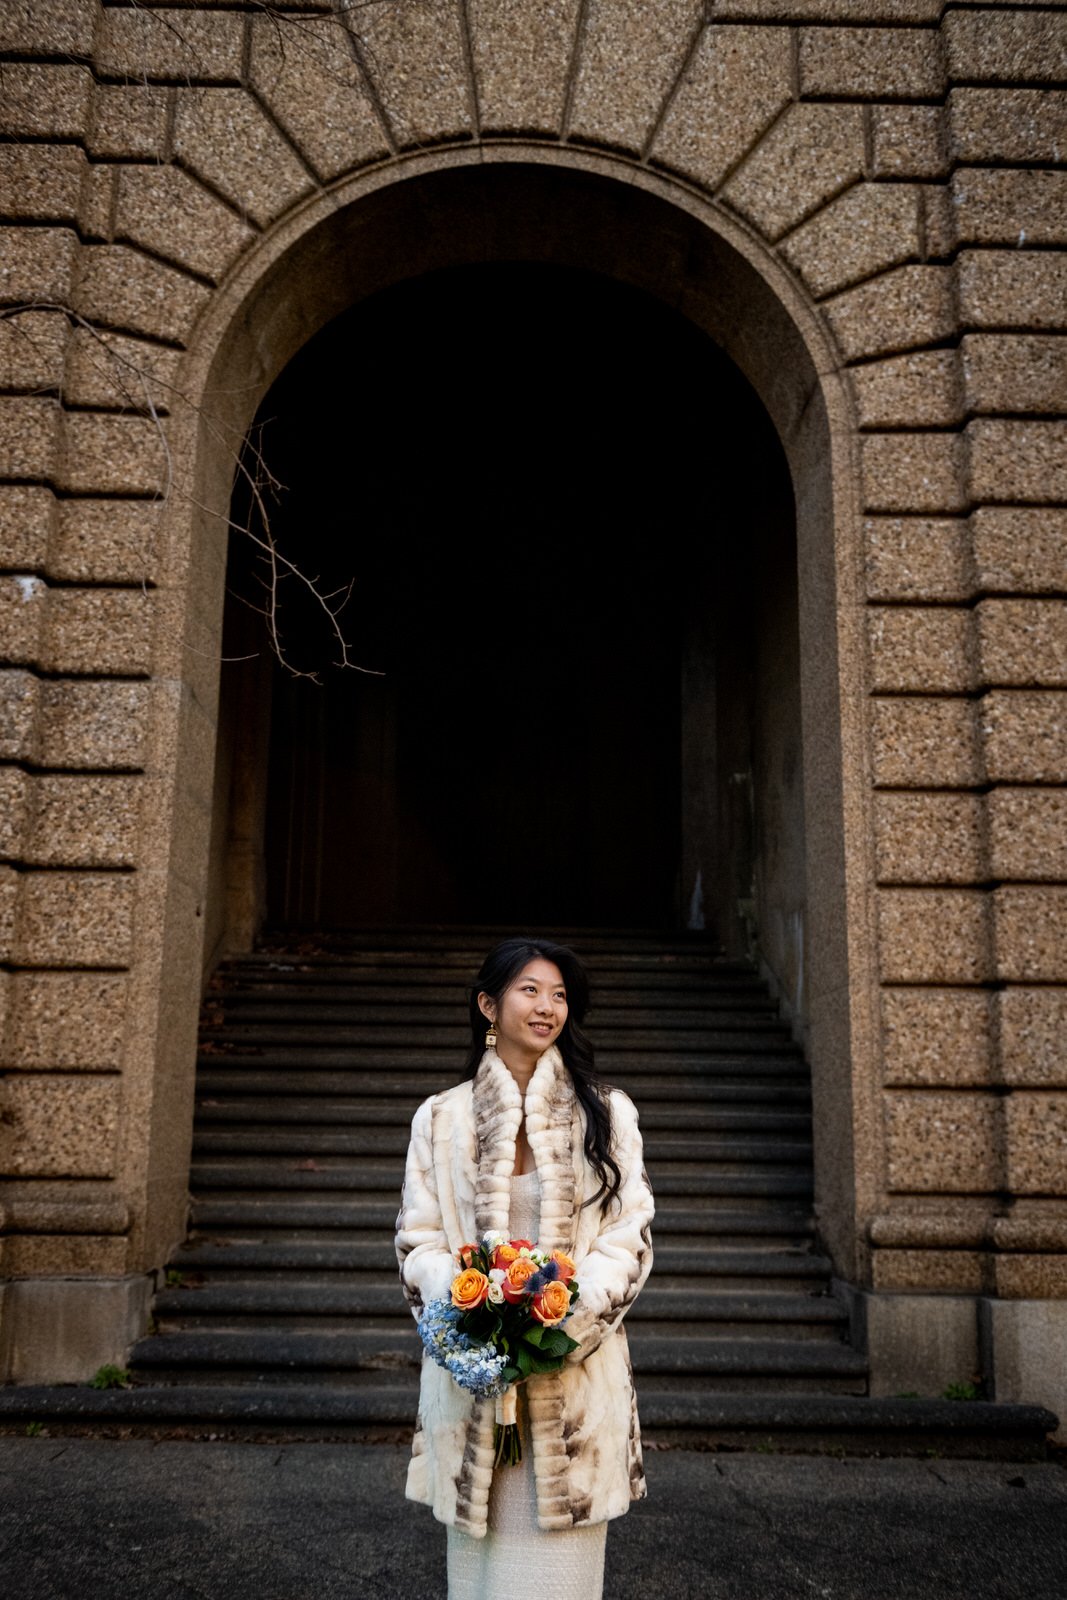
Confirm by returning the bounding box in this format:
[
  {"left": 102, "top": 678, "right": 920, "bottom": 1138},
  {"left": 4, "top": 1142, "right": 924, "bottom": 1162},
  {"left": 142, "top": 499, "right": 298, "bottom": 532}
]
[
  {"left": 885, "top": 1091, "right": 998, "bottom": 1193},
  {"left": 874, "top": 792, "right": 986, "bottom": 885},
  {"left": 959, "top": 250, "right": 1067, "bottom": 334},
  {"left": 12, "top": 872, "right": 134, "bottom": 968},
  {"left": 74, "top": 246, "right": 211, "bottom": 345},
  {"left": 36, "top": 680, "right": 150, "bottom": 769},
  {"left": 868, "top": 607, "right": 973, "bottom": 693},
  {"left": 0, "top": 0, "right": 95, "bottom": 57},
  {"left": 952, "top": 169, "right": 1067, "bottom": 250},
  {"left": 988, "top": 789, "right": 1067, "bottom": 882},
  {"left": 944, "top": 8, "right": 1067, "bottom": 83},
  {"left": 0, "top": 574, "right": 46, "bottom": 663},
  {"left": 0, "top": 1235, "right": 129, "bottom": 1277},
  {"left": 0, "top": 63, "right": 92, "bottom": 138},
  {"left": 998, "top": 988, "right": 1067, "bottom": 1087},
  {"left": 174, "top": 89, "right": 313, "bottom": 230},
  {"left": 852, "top": 353, "right": 963, "bottom": 434},
  {"left": 881, "top": 988, "right": 992, "bottom": 1087},
  {"left": 355, "top": 0, "right": 474, "bottom": 148},
  {"left": 0, "top": 397, "right": 59, "bottom": 482},
  {"left": 569, "top": 0, "right": 701, "bottom": 154},
  {"left": 872, "top": 1249, "right": 985, "bottom": 1294},
  {"left": 1005, "top": 1094, "right": 1067, "bottom": 1195},
  {"left": 0, "top": 227, "right": 78, "bottom": 308},
  {"left": 781, "top": 183, "right": 921, "bottom": 298},
  {"left": 877, "top": 888, "right": 992, "bottom": 983},
  {"left": 39, "top": 588, "right": 154, "bottom": 677},
  {"left": 994, "top": 1256, "right": 1067, "bottom": 1300},
  {"left": 994, "top": 887, "right": 1067, "bottom": 982},
  {"left": 250, "top": 13, "right": 387, "bottom": 179},
  {"left": 980, "top": 690, "right": 1067, "bottom": 783},
  {"left": 0, "top": 487, "right": 55, "bottom": 574},
  {"left": 968, "top": 420, "right": 1067, "bottom": 507},
  {"left": 0, "top": 671, "right": 37, "bottom": 763},
  {"left": 710, "top": 0, "right": 940, "bottom": 15},
  {"left": 724, "top": 103, "right": 866, "bottom": 241},
  {"left": 864, "top": 516, "right": 971, "bottom": 602},
  {"left": 4, "top": 973, "right": 128, "bottom": 1070},
  {"left": 0, "top": 766, "right": 28, "bottom": 858},
  {"left": 87, "top": 83, "right": 170, "bottom": 161},
  {"left": 870, "top": 104, "right": 948, "bottom": 180},
  {"left": 861, "top": 433, "right": 967, "bottom": 516},
  {"left": 94, "top": 7, "right": 244, "bottom": 81},
  {"left": 115, "top": 165, "right": 256, "bottom": 283},
  {"left": 972, "top": 508, "right": 1067, "bottom": 597},
  {"left": 48, "top": 500, "right": 161, "bottom": 586},
  {"left": 650, "top": 25, "right": 792, "bottom": 190},
  {"left": 1, "top": 1077, "right": 118, "bottom": 1179},
  {"left": 870, "top": 696, "right": 984, "bottom": 788},
  {"left": 468, "top": 0, "right": 579, "bottom": 136},
  {"left": 824, "top": 266, "right": 956, "bottom": 361},
  {"left": 62, "top": 329, "right": 181, "bottom": 420},
  {"left": 58, "top": 413, "right": 169, "bottom": 499},
  {"left": 949, "top": 88, "right": 1067, "bottom": 166},
  {"left": 798, "top": 25, "right": 943, "bottom": 98},
  {"left": 976, "top": 600, "right": 1067, "bottom": 689},
  {"left": 962, "top": 335, "right": 1067, "bottom": 418},
  {"left": 0, "top": 144, "right": 85, "bottom": 223},
  {"left": 25, "top": 775, "right": 142, "bottom": 870}
]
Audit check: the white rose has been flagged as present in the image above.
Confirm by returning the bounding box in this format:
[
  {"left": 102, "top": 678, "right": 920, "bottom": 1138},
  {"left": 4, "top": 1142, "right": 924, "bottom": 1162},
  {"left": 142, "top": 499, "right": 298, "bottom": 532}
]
[
  {"left": 487, "top": 1282, "right": 505, "bottom": 1305},
  {"left": 489, "top": 1268, "right": 506, "bottom": 1284}
]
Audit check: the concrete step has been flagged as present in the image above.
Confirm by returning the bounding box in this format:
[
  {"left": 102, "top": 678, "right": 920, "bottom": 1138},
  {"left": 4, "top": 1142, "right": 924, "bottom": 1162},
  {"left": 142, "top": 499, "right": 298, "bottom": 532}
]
[
  {"left": 194, "top": 1069, "right": 811, "bottom": 1104},
  {"left": 190, "top": 1128, "right": 814, "bottom": 1163},
  {"left": 215, "top": 982, "right": 777, "bottom": 1009},
  {"left": 198, "top": 1023, "right": 797, "bottom": 1053},
  {"left": 624, "top": 1334, "right": 868, "bottom": 1380}
]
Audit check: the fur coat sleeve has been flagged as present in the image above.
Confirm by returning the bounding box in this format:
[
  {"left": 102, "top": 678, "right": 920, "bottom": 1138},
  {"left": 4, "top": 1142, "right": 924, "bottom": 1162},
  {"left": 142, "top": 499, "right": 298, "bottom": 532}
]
[{"left": 394, "top": 1045, "right": 654, "bottom": 1539}]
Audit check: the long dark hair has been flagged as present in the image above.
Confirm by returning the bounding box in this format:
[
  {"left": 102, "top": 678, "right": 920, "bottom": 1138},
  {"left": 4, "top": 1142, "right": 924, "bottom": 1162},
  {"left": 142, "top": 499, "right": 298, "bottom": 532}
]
[{"left": 464, "top": 937, "right": 621, "bottom": 1213}]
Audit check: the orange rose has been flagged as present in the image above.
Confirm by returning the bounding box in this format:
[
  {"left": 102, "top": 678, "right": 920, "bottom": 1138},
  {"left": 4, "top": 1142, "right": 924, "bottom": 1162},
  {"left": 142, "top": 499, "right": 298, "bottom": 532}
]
[
  {"left": 531, "top": 1279, "right": 571, "bottom": 1325},
  {"left": 550, "top": 1251, "right": 577, "bottom": 1284},
  {"left": 457, "top": 1243, "right": 481, "bottom": 1268},
  {"left": 501, "top": 1256, "right": 539, "bottom": 1304},
  {"left": 451, "top": 1268, "right": 490, "bottom": 1310},
  {"left": 491, "top": 1242, "right": 520, "bottom": 1271}
]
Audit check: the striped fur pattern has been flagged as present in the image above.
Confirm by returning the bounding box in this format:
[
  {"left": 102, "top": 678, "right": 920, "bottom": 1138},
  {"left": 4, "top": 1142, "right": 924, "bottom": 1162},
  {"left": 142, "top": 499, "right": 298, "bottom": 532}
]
[{"left": 395, "top": 1046, "right": 654, "bottom": 1538}]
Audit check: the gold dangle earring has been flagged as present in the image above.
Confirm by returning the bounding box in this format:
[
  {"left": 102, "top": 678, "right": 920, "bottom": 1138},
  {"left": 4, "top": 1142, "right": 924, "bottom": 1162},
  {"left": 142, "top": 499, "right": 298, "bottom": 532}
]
[{"left": 485, "top": 1015, "right": 498, "bottom": 1050}]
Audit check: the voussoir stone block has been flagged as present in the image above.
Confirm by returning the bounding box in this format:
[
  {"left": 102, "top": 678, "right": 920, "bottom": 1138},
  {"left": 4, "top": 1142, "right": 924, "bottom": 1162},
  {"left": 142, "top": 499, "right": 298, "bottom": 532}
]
[
  {"left": 39, "top": 588, "right": 154, "bottom": 678},
  {"left": 4, "top": 972, "right": 128, "bottom": 1070},
  {"left": 944, "top": 8, "right": 1067, "bottom": 84},
  {"left": 885, "top": 1091, "right": 999, "bottom": 1193},
  {"left": 87, "top": 83, "right": 170, "bottom": 161},
  {"left": 972, "top": 508, "right": 1067, "bottom": 597},
  {"left": 95, "top": 7, "right": 244, "bottom": 82},
  {"left": 798, "top": 25, "right": 943, "bottom": 98},
  {"left": 949, "top": 88, "right": 1067, "bottom": 167},
  {"left": 861, "top": 433, "right": 967, "bottom": 516},
  {"left": 724, "top": 102, "right": 866, "bottom": 242},
  {"left": 115, "top": 165, "right": 256, "bottom": 284},
  {"left": 0, "top": 63, "right": 92, "bottom": 139},
  {"left": 988, "top": 789, "right": 1067, "bottom": 882},
  {"left": 173, "top": 88, "right": 312, "bottom": 229},
  {"left": 870, "top": 696, "right": 984, "bottom": 789},
  {"left": 958, "top": 251, "right": 1067, "bottom": 334},
  {"left": 853, "top": 354, "right": 964, "bottom": 434},
  {"left": 824, "top": 266, "right": 957, "bottom": 362},
  {"left": 25, "top": 774, "right": 142, "bottom": 870},
  {"left": 976, "top": 600, "right": 1067, "bottom": 689},
  {"left": 994, "top": 887, "right": 1067, "bottom": 983},
  {"left": 1, "top": 1076, "right": 119, "bottom": 1179},
  {"left": 952, "top": 169, "right": 1067, "bottom": 250},
  {"left": 979, "top": 690, "right": 1067, "bottom": 783},
  {"left": 868, "top": 607, "right": 974, "bottom": 693},
  {"left": 75, "top": 246, "right": 211, "bottom": 346},
  {"left": 962, "top": 336, "right": 1067, "bottom": 418},
  {"left": 0, "top": 0, "right": 96, "bottom": 58},
  {"left": 997, "top": 988, "right": 1067, "bottom": 1087},
  {"left": 36, "top": 679, "right": 150, "bottom": 770},
  {"left": 468, "top": 0, "right": 579, "bottom": 137},
  {"left": 0, "top": 145, "right": 85, "bottom": 224},
  {"left": 650, "top": 25, "right": 792, "bottom": 192},
  {"left": 13, "top": 871, "right": 135, "bottom": 968},
  {"left": 352, "top": 0, "right": 474, "bottom": 149},
  {"left": 870, "top": 105, "right": 949, "bottom": 181},
  {"left": 781, "top": 183, "right": 922, "bottom": 299},
  {"left": 569, "top": 0, "right": 701, "bottom": 155},
  {"left": 250, "top": 13, "right": 387, "bottom": 177},
  {"left": 877, "top": 888, "right": 992, "bottom": 983},
  {"left": 881, "top": 988, "right": 993, "bottom": 1087},
  {"left": 874, "top": 792, "right": 986, "bottom": 885}
]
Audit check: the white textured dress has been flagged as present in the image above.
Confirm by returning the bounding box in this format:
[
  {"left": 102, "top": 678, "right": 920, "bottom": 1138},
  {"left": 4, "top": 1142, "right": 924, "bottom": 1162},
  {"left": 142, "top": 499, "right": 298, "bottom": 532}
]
[{"left": 445, "top": 1170, "right": 609, "bottom": 1600}]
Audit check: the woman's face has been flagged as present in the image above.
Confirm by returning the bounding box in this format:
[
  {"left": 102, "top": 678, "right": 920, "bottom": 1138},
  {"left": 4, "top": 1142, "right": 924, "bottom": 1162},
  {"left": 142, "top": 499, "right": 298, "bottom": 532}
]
[{"left": 480, "top": 958, "right": 568, "bottom": 1065}]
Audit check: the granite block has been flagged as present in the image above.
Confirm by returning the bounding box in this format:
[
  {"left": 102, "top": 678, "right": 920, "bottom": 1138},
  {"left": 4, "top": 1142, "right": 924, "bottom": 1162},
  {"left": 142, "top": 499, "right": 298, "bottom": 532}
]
[
  {"left": 959, "top": 250, "right": 1067, "bottom": 334},
  {"left": 708, "top": 0, "right": 940, "bottom": 15},
  {"left": 0, "top": 63, "right": 92, "bottom": 138},
  {"left": 87, "top": 83, "right": 171, "bottom": 161},
  {"left": 870, "top": 696, "right": 984, "bottom": 788},
  {"left": 993, "top": 1255, "right": 1067, "bottom": 1300},
  {"left": 39, "top": 588, "right": 154, "bottom": 677},
  {"left": 2, "top": 1076, "right": 118, "bottom": 1179},
  {"left": 95, "top": 7, "right": 244, "bottom": 81},
  {"left": 994, "top": 886, "right": 1067, "bottom": 982},
  {"left": 949, "top": 88, "right": 1067, "bottom": 166},
  {"left": 988, "top": 788, "right": 1067, "bottom": 882},
  {"left": 880, "top": 987, "right": 993, "bottom": 1087},
  {"left": 0, "top": 1235, "right": 128, "bottom": 1277},
  {"left": 0, "top": 670, "right": 37, "bottom": 762},
  {"left": 980, "top": 690, "right": 1067, "bottom": 784},
  {"left": 25, "top": 774, "right": 142, "bottom": 869},
  {"left": 972, "top": 508, "right": 1067, "bottom": 596},
  {"left": 650, "top": 25, "right": 792, "bottom": 190},
  {"left": 62, "top": 330, "right": 182, "bottom": 420},
  {"left": 250, "top": 13, "right": 388, "bottom": 178},
  {"left": 58, "top": 413, "right": 169, "bottom": 498},
  {"left": 48, "top": 499, "right": 160, "bottom": 586},
  {"left": 922, "top": 184, "right": 955, "bottom": 260},
  {"left": 0, "top": 766, "right": 28, "bottom": 858},
  {"left": 853, "top": 353, "right": 964, "bottom": 433},
  {"left": 353, "top": 0, "right": 474, "bottom": 148},
  {"left": 0, "top": 486, "right": 55, "bottom": 572},
  {"left": 0, "top": 574, "right": 45, "bottom": 663},
  {"left": 0, "top": 144, "right": 84, "bottom": 223},
  {"left": 0, "top": 395, "right": 60, "bottom": 482},
  {"left": 1005, "top": 1094, "right": 1067, "bottom": 1196},
  {"left": 79, "top": 163, "right": 114, "bottom": 245},
  {"left": 115, "top": 164, "right": 256, "bottom": 283},
  {"left": 885, "top": 1090, "right": 998, "bottom": 1193},
  {"left": 870, "top": 104, "right": 949, "bottom": 180},
  {"left": 0, "top": 227, "right": 78, "bottom": 307},
  {"left": 952, "top": 168, "right": 1067, "bottom": 250},
  {"left": 944, "top": 8, "right": 1067, "bottom": 83},
  {"left": 13, "top": 871, "right": 134, "bottom": 968},
  {"left": 872, "top": 1249, "right": 985, "bottom": 1294},
  {"left": 36, "top": 679, "right": 150, "bottom": 769},
  {"left": 861, "top": 433, "right": 967, "bottom": 515},
  {"left": 823, "top": 265, "right": 957, "bottom": 361},
  {"left": 968, "top": 420, "right": 1067, "bottom": 507},
  {"left": 781, "top": 182, "right": 921, "bottom": 299},
  {"left": 962, "top": 335, "right": 1067, "bottom": 419},
  {"left": 723, "top": 102, "right": 866, "bottom": 242},
  {"left": 173, "top": 87, "right": 313, "bottom": 229},
  {"left": 997, "top": 988, "right": 1067, "bottom": 1087},
  {"left": 4, "top": 972, "right": 128, "bottom": 1070},
  {"left": 569, "top": 0, "right": 701, "bottom": 154},
  {"left": 74, "top": 245, "right": 211, "bottom": 345},
  {"left": 467, "top": 0, "right": 578, "bottom": 136},
  {"left": 976, "top": 599, "right": 1067, "bottom": 689},
  {"left": 865, "top": 517, "right": 971, "bottom": 602},
  {"left": 874, "top": 792, "right": 987, "bottom": 885},
  {"left": 868, "top": 606, "right": 974, "bottom": 693},
  {"left": 0, "top": 0, "right": 95, "bottom": 57},
  {"left": 798, "top": 25, "right": 943, "bottom": 98},
  {"left": 0, "top": 865, "right": 16, "bottom": 961},
  {"left": 877, "top": 887, "right": 993, "bottom": 983}
]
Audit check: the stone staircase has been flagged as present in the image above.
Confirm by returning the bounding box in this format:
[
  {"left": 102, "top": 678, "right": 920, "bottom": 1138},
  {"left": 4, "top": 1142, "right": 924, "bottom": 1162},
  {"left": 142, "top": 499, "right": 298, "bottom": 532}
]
[{"left": 1, "top": 929, "right": 1056, "bottom": 1455}]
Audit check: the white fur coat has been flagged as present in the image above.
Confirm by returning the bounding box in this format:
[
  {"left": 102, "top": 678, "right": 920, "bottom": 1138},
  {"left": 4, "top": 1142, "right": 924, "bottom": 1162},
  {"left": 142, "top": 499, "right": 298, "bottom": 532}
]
[{"left": 395, "top": 1044, "right": 654, "bottom": 1538}]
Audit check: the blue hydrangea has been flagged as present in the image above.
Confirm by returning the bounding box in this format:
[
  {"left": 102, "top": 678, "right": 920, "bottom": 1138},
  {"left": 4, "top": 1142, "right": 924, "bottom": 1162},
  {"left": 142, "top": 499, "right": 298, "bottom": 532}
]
[{"left": 417, "top": 1297, "right": 509, "bottom": 1400}]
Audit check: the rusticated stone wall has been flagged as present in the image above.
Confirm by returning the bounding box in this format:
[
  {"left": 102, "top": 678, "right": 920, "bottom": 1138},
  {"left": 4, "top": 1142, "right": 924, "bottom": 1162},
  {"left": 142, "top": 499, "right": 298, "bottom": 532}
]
[{"left": 0, "top": 0, "right": 1064, "bottom": 1405}]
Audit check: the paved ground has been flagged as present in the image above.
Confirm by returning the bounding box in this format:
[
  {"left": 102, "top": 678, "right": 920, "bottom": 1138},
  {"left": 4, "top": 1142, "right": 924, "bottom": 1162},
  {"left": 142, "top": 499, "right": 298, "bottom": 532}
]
[{"left": 1, "top": 1437, "right": 1066, "bottom": 1599}]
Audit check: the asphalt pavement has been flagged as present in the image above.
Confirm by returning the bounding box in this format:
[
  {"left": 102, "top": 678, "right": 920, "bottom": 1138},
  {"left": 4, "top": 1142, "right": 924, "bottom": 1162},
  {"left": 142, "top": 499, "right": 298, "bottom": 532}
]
[{"left": 1, "top": 1436, "right": 1066, "bottom": 1600}]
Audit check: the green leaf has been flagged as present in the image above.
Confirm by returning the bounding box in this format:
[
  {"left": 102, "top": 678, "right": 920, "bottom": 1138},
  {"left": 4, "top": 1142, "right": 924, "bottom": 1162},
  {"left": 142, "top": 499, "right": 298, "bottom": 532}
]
[{"left": 523, "top": 1324, "right": 546, "bottom": 1349}]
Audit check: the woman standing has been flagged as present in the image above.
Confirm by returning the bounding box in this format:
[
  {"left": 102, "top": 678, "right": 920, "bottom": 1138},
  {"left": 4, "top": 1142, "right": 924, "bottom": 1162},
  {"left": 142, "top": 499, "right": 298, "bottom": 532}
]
[{"left": 395, "top": 937, "right": 654, "bottom": 1599}]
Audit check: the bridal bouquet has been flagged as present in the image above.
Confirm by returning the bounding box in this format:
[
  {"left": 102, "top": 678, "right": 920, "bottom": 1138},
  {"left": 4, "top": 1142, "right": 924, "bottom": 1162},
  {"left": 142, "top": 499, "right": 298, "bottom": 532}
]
[{"left": 417, "top": 1232, "right": 582, "bottom": 1465}]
